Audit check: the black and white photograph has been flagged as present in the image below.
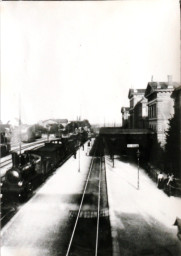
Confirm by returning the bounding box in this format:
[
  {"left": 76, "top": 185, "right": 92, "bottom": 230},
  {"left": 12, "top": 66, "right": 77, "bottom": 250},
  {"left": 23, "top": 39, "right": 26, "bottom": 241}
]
[{"left": 1, "top": 0, "right": 181, "bottom": 255}]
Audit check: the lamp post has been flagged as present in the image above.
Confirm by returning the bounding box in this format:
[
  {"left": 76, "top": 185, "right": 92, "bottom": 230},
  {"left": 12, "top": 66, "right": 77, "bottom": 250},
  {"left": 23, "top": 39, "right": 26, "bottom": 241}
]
[
  {"left": 136, "top": 149, "right": 140, "bottom": 190},
  {"left": 78, "top": 141, "right": 80, "bottom": 172},
  {"left": 19, "top": 93, "right": 22, "bottom": 155},
  {"left": 110, "top": 137, "right": 116, "bottom": 168},
  {"left": 47, "top": 126, "right": 50, "bottom": 142}
]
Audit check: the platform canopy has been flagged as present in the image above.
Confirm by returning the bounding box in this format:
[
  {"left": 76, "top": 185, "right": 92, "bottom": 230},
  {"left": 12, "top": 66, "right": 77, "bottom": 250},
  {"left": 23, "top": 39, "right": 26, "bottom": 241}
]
[{"left": 99, "top": 128, "right": 155, "bottom": 135}]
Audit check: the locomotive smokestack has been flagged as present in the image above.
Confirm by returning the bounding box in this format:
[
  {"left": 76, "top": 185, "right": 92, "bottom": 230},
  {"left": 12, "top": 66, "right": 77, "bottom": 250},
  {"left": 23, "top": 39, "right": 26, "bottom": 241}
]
[
  {"left": 167, "top": 75, "right": 173, "bottom": 88},
  {"left": 11, "top": 152, "right": 19, "bottom": 167}
]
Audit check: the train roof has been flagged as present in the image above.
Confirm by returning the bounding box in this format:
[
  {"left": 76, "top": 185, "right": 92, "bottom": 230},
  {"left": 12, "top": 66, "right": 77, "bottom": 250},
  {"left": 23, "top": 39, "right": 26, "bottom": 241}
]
[
  {"left": 27, "top": 143, "right": 63, "bottom": 155},
  {"left": 48, "top": 139, "right": 62, "bottom": 144}
]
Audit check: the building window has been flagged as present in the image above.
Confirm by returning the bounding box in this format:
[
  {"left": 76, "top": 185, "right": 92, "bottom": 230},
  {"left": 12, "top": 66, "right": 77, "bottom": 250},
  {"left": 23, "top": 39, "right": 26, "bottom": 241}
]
[{"left": 149, "top": 104, "right": 156, "bottom": 118}]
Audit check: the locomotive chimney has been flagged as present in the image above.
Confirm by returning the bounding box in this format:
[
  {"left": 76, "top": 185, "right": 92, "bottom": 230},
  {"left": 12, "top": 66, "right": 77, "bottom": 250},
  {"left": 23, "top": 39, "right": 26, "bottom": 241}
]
[
  {"left": 167, "top": 75, "right": 173, "bottom": 88},
  {"left": 11, "top": 152, "right": 19, "bottom": 167},
  {"left": 157, "top": 82, "right": 161, "bottom": 89}
]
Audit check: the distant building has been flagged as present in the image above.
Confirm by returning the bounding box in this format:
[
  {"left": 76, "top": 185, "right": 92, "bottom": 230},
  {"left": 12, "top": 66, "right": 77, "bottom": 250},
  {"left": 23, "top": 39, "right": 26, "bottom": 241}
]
[
  {"left": 171, "top": 86, "right": 181, "bottom": 173},
  {"left": 121, "top": 107, "right": 130, "bottom": 128},
  {"left": 144, "top": 76, "right": 179, "bottom": 146},
  {"left": 40, "top": 119, "right": 68, "bottom": 128},
  {"left": 133, "top": 96, "right": 148, "bottom": 129},
  {"left": 128, "top": 89, "right": 147, "bottom": 128}
]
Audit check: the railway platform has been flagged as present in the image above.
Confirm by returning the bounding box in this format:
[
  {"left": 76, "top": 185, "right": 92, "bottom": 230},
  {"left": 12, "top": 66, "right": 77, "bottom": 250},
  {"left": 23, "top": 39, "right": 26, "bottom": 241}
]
[{"left": 105, "top": 155, "right": 181, "bottom": 256}]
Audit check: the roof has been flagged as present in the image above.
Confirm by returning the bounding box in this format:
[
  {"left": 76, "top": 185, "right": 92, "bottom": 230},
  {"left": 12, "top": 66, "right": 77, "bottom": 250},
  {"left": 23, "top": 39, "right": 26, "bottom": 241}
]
[
  {"left": 145, "top": 82, "right": 180, "bottom": 98},
  {"left": 128, "top": 89, "right": 145, "bottom": 99},
  {"left": 28, "top": 143, "right": 63, "bottom": 155},
  {"left": 134, "top": 96, "right": 148, "bottom": 108},
  {"left": 41, "top": 119, "right": 68, "bottom": 125},
  {"left": 121, "top": 107, "right": 130, "bottom": 113},
  {"left": 99, "top": 128, "right": 155, "bottom": 135},
  {"left": 173, "top": 85, "right": 181, "bottom": 91}
]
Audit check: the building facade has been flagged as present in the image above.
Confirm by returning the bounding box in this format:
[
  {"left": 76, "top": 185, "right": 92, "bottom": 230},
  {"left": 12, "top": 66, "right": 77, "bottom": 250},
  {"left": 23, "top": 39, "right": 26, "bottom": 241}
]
[
  {"left": 133, "top": 96, "right": 148, "bottom": 129},
  {"left": 127, "top": 89, "right": 147, "bottom": 128},
  {"left": 144, "top": 76, "right": 179, "bottom": 146},
  {"left": 121, "top": 107, "right": 130, "bottom": 128},
  {"left": 171, "top": 86, "right": 181, "bottom": 174}
]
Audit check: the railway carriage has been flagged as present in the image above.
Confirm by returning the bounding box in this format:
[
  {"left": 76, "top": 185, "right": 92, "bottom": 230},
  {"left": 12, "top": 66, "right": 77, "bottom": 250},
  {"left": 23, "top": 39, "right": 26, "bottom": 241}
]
[{"left": 27, "top": 139, "right": 65, "bottom": 177}]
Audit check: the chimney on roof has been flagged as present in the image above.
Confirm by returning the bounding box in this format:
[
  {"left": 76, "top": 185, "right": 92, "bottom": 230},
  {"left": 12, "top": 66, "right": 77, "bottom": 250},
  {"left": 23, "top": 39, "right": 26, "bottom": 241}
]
[
  {"left": 151, "top": 75, "right": 153, "bottom": 82},
  {"left": 157, "top": 82, "right": 161, "bottom": 89},
  {"left": 167, "top": 75, "right": 173, "bottom": 88}
]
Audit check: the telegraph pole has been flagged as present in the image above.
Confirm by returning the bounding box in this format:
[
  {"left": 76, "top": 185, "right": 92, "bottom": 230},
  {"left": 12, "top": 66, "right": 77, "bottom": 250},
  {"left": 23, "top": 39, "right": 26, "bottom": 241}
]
[
  {"left": 19, "top": 93, "right": 22, "bottom": 154},
  {"left": 137, "top": 149, "right": 140, "bottom": 190},
  {"left": 78, "top": 105, "right": 81, "bottom": 172}
]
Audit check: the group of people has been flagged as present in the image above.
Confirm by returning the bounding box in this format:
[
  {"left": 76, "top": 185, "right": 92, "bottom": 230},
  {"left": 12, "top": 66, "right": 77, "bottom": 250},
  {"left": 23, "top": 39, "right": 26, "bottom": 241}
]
[
  {"left": 157, "top": 172, "right": 175, "bottom": 190},
  {"left": 73, "top": 139, "right": 91, "bottom": 159}
]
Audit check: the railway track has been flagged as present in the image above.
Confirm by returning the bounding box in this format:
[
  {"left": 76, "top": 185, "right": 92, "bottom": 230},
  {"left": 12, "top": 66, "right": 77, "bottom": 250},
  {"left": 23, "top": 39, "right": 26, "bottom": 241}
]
[
  {"left": 66, "top": 156, "right": 106, "bottom": 256},
  {"left": 11, "top": 139, "right": 47, "bottom": 153},
  {"left": 0, "top": 141, "right": 47, "bottom": 179},
  {"left": 0, "top": 140, "right": 47, "bottom": 168},
  {"left": 0, "top": 159, "right": 12, "bottom": 169}
]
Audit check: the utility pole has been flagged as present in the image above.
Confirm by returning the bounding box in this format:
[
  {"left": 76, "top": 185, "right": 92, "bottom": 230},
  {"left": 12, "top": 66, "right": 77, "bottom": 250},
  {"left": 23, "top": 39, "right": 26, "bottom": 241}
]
[
  {"left": 78, "top": 105, "right": 81, "bottom": 172},
  {"left": 78, "top": 144, "right": 80, "bottom": 172},
  {"left": 112, "top": 155, "right": 114, "bottom": 168},
  {"left": 137, "top": 149, "right": 140, "bottom": 190},
  {"left": 19, "top": 93, "right": 22, "bottom": 155}
]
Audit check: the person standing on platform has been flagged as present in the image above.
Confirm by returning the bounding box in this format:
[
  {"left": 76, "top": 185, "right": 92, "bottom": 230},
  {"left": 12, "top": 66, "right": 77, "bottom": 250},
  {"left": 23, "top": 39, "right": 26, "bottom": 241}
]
[
  {"left": 74, "top": 150, "right": 77, "bottom": 159},
  {"left": 157, "top": 172, "right": 164, "bottom": 189}
]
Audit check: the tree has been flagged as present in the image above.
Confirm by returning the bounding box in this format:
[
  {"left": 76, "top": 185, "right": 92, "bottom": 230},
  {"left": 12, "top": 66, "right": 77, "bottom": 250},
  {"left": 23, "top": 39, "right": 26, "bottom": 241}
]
[
  {"left": 148, "top": 136, "right": 165, "bottom": 170},
  {"left": 164, "top": 114, "right": 180, "bottom": 176}
]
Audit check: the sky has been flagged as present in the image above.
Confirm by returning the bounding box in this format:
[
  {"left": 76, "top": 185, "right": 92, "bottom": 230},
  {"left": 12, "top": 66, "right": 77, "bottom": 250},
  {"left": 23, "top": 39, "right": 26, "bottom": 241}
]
[{"left": 1, "top": 0, "right": 180, "bottom": 126}]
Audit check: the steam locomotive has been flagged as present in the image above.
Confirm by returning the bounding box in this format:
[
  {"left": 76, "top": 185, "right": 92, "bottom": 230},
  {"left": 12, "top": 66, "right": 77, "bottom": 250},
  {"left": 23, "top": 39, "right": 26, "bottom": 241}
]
[{"left": 1, "top": 135, "right": 80, "bottom": 201}]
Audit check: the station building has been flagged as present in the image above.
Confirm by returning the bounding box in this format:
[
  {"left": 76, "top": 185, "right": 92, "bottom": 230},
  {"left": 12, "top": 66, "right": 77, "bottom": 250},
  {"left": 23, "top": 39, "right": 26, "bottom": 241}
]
[
  {"left": 121, "top": 89, "right": 148, "bottom": 129},
  {"left": 128, "top": 89, "right": 146, "bottom": 129},
  {"left": 171, "top": 85, "right": 181, "bottom": 175},
  {"left": 121, "top": 76, "right": 180, "bottom": 147},
  {"left": 144, "top": 76, "right": 179, "bottom": 146}
]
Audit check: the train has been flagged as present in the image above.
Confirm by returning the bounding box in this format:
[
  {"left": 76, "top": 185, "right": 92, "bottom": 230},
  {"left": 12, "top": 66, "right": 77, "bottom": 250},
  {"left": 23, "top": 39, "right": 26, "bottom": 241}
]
[
  {"left": 0, "top": 124, "right": 11, "bottom": 157},
  {"left": 1, "top": 134, "right": 81, "bottom": 201}
]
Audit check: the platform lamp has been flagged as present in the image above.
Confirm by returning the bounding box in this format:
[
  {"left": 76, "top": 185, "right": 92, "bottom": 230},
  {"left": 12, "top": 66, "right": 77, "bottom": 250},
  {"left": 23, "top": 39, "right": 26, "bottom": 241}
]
[
  {"left": 110, "top": 137, "right": 116, "bottom": 168},
  {"left": 136, "top": 149, "right": 140, "bottom": 190},
  {"left": 18, "top": 93, "right": 22, "bottom": 155},
  {"left": 78, "top": 139, "right": 81, "bottom": 172}
]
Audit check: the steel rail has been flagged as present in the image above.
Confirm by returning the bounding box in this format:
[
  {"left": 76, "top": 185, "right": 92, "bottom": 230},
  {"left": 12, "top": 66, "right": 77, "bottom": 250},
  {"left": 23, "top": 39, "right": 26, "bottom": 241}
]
[
  {"left": 65, "top": 155, "right": 95, "bottom": 256},
  {"left": 0, "top": 160, "right": 12, "bottom": 169},
  {"left": 0, "top": 143, "right": 45, "bottom": 179},
  {"left": 10, "top": 138, "right": 47, "bottom": 149},
  {"left": 0, "top": 140, "right": 47, "bottom": 164},
  {"left": 11, "top": 141, "right": 46, "bottom": 153},
  {"left": 95, "top": 157, "right": 102, "bottom": 256},
  {"left": 0, "top": 141, "right": 46, "bottom": 164}
]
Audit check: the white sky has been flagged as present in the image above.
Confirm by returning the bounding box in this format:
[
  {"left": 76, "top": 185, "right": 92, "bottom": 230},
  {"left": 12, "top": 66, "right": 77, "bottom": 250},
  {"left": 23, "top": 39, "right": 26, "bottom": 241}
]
[{"left": 1, "top": 0, "right": 180, "bottom": 125}]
